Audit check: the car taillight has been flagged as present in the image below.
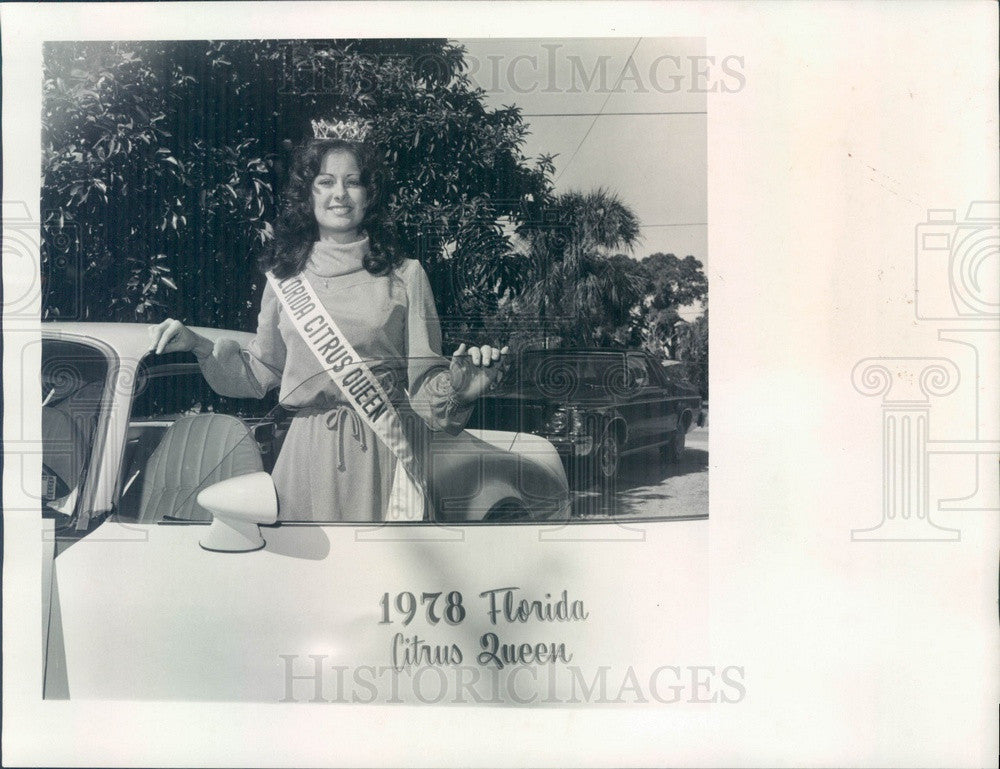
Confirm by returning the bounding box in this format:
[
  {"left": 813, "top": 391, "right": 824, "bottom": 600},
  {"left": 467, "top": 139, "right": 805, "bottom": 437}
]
[{"left": 545, "top": 407, "right": 568, "bottom": 433}]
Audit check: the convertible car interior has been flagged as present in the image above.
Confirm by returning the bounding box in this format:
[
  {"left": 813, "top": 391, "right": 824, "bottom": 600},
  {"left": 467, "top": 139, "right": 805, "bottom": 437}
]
[
  {"left": 120, "top": 413, "right": 265, "bottom": 522},
  {"left": 114, "top": 352, "right": 281, "bottom": 523}
]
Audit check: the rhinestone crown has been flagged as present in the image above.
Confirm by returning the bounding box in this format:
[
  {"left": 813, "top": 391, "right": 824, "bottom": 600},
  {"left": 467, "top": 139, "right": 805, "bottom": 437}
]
[{"left": 311, "top": 118, "right": 372, "bottom": 142}]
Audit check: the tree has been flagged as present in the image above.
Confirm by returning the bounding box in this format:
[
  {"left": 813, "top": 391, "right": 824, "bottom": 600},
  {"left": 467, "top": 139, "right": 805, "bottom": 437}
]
[
  {"left": 42, "top": 43, "right": 191, "bottom": 321},
  {"left": 637, "top": 252, "right": 708, "bottom": 358},
  {"left": 515, "top": 188, "right": 645, "bottom": 347},
  {"left": 673, "top": 306, "right": 708, "bottom": 400},
  {"left": 41, "top": 40, "right": 553, "bottom": 334}
]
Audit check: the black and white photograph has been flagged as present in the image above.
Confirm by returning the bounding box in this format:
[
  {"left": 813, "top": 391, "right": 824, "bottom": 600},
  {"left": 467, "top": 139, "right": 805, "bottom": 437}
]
[
  {"left": 31, "top": 34, "right": 712, "bottom": 704},
  {"left": 2, "top": 2, "right": 997, "bottom": 767}
]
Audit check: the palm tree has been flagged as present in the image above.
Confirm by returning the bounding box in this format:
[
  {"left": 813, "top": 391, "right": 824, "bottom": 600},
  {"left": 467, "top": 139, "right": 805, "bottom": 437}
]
[{"left": 516, "top": 188, "right": 644, "bottom": 347}]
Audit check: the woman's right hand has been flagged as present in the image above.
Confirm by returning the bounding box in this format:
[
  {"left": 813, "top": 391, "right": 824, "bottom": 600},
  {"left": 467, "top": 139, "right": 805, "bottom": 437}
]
[{"left": 147, "top": 319, "right": 212, "bottom": 356}]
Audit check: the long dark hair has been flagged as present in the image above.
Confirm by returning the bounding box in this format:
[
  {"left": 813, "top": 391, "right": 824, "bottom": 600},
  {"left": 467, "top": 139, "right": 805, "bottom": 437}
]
[{"left": 262, "top": 138, "right": 403, "bottom": 278}]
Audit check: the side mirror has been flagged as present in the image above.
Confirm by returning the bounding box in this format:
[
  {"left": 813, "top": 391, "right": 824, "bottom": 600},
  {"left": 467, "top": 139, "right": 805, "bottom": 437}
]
[{"left": 197, "top": 471, "right": 278, "bottom": 553}]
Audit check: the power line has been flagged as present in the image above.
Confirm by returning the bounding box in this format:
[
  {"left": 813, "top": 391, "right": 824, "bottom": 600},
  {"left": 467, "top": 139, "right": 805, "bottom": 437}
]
[
  {"left": 553, "top": 37, "right": 644, "bottom": 185},
  {"left": 641, "top": 223, "right": 707, "bottom": 228},
  {"left": 524, "top": 111, "right": 706, "bottom": 117}
]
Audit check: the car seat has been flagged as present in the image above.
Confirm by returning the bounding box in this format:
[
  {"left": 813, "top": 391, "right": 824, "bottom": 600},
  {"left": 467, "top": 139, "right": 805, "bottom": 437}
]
[{"left": 137, "top": 413, "right": 263, "bottom": 523}]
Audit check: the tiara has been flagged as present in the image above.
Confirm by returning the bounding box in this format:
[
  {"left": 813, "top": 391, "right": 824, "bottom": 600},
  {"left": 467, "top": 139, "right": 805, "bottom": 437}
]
[{"left": 311, "top": 118, "right": 372, "bottom": 142}]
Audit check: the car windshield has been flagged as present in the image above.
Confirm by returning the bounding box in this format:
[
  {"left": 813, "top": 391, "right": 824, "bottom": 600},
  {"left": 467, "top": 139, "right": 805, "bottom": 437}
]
[
  {"left": 41, "top": 339, "right": 109, "bottom": 518},
  {"left": 515, "top": 351, "right": 628, "bottom": 396},
  {"left": 128, "top": 354, "right": 277, "bottom": 422}
]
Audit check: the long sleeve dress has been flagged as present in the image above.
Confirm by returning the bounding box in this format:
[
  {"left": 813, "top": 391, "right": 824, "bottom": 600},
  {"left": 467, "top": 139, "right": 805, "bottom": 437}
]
[{"left": 194, "top": 236, "right": 473, "bottom": 522}]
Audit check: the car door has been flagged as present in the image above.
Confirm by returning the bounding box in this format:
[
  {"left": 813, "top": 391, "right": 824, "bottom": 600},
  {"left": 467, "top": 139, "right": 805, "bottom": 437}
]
[
  {"left": 40, "top": 334, "right": 118, "bottom": 699},
  {"left": 627, "top": 352, "right": 677, "bottom": 449},
  {"left": 622, "top": 353, "right": 652, "bottom": 448},
  {"left": 654, "top": 358, "right": 699, "bottom": 434}
]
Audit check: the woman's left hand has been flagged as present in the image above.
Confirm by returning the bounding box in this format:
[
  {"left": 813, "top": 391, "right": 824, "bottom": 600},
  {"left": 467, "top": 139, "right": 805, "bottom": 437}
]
[{"left": 449, "top": 343, "right": 510, "bottom": 404}]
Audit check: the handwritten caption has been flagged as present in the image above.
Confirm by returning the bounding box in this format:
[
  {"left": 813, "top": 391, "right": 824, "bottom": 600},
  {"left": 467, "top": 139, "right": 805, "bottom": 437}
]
[{"left": 379, "top": 587, "right": 589, "bottom": 672}]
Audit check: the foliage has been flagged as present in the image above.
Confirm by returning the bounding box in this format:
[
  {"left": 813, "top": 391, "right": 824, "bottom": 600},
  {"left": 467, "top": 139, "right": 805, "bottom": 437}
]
[
  {"left": 642, "top": 252, "right": 708, "bottom": 311},
  {"left": 41, "top": 42, "right": 277, "bottom": 326},
  {"left": 513, "top": 188, "right": 645, "bottom": 347},
  {"left": 637, "top": 252, "right": 708, "bottom": 359},
  {"left": 673, "top": 306, "right": 709, "bottom": 400},
  {"left": 505, "top": 191, "right": 708, "bottom": 363}
]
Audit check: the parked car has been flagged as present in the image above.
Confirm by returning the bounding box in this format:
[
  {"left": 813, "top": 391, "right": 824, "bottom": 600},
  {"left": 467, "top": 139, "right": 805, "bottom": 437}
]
[{"left": 470, "top": 348, "right": 704, "bottom": 484}]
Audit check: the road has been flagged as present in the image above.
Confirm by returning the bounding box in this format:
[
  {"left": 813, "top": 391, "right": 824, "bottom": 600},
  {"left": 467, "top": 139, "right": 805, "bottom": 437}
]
[{"left": 571, "top": 425, "right": 708, "bottom": 520}]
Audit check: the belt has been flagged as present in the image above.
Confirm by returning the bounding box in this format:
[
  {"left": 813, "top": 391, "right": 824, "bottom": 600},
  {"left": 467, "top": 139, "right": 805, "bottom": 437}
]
[
  {"left": 324, "top": 404, "right": 368, "bottom": 472},
  {"left": 287, "top": 403, "right": 369, "bottom": 472}
]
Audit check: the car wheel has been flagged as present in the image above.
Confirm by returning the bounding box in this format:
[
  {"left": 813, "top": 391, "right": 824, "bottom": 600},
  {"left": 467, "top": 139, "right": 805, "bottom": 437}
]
[
  {"left": 567, "top": 427, "right": 620, "bottom": 493},
  {"left": 661, "top": 428, "right": 686, "bottom": 463},
  {"left": 596, "top": 430, "right": 620, "bottom": 480}
]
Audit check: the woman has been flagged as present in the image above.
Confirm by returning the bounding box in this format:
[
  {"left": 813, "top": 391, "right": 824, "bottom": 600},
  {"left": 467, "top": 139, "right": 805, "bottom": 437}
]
[{"left": 147, "top": 123, "right": 507, "bottom": 522}]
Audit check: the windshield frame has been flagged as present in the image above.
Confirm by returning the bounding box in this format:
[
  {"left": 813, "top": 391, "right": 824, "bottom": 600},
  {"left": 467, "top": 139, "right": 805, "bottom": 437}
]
[{"left": 41, "top": 331, "right": 120, "bottom": 531}]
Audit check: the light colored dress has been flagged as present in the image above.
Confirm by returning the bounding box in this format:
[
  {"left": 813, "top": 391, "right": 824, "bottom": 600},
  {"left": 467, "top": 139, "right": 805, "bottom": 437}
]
[{"left": 195, "top": 236, "right": 473, "bottom": 521}]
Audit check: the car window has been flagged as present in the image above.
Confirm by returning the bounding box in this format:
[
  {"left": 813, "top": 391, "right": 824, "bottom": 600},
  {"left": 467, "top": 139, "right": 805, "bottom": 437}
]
[
  {"left": 659, "top": 362, "right": 695, "bottom": 388},
  {"left": 129, "top": 352, "right": 277, "bottom": 422},
  {"left": 41, "top": 339, "right": 110, "bottom": 521},
  {"left": 626, "top": 355, "right": 650, "bottom": 388},
  {"left": 517, "top": 352, "right": 628, "bottom": 398},
  {"left": 115, "top": 352, "right": 280, "bottom": 524}
]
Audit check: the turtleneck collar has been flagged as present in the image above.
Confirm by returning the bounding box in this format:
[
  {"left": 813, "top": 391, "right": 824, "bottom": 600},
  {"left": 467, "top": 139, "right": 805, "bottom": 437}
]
[{"left": 305, "top": 235, "right": 370, "bottom": 278}]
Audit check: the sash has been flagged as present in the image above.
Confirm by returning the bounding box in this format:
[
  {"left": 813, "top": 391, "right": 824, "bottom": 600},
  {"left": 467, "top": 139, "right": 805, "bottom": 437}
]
[{"left": 265, "top": 271, "right": 426, "bottom": 522}]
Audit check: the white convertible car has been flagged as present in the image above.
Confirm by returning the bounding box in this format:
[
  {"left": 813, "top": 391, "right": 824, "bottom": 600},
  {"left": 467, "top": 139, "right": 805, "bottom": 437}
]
[{"left": 41, "top": 322, "right": 578, "bottom": 702}]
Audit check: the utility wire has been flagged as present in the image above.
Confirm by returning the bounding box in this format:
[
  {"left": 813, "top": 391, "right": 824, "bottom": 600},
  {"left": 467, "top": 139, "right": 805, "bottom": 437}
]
[
  {"left": 553, "top": 37, "right": 644, "bottom": 184},
  {"left": 525, "top": 111, "right": 706, "bottom": 117},
  {"left": 641, "top": 223, "right": 708, "bottom": 227}
]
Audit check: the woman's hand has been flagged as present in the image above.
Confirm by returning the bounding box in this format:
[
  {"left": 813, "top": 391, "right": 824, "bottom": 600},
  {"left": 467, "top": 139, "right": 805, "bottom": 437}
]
[
  {"left": 448, "top": 343, "right": 510, "bottom": 404},
  {"left": 147, "top": 319, "right": 213, "bottom": 357}
]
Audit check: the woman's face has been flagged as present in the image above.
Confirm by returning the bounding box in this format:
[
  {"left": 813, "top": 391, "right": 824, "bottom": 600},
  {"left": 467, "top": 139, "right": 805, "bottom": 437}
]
[{"left": 311, "top": 149, "right": 368, "bottom": 243}]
